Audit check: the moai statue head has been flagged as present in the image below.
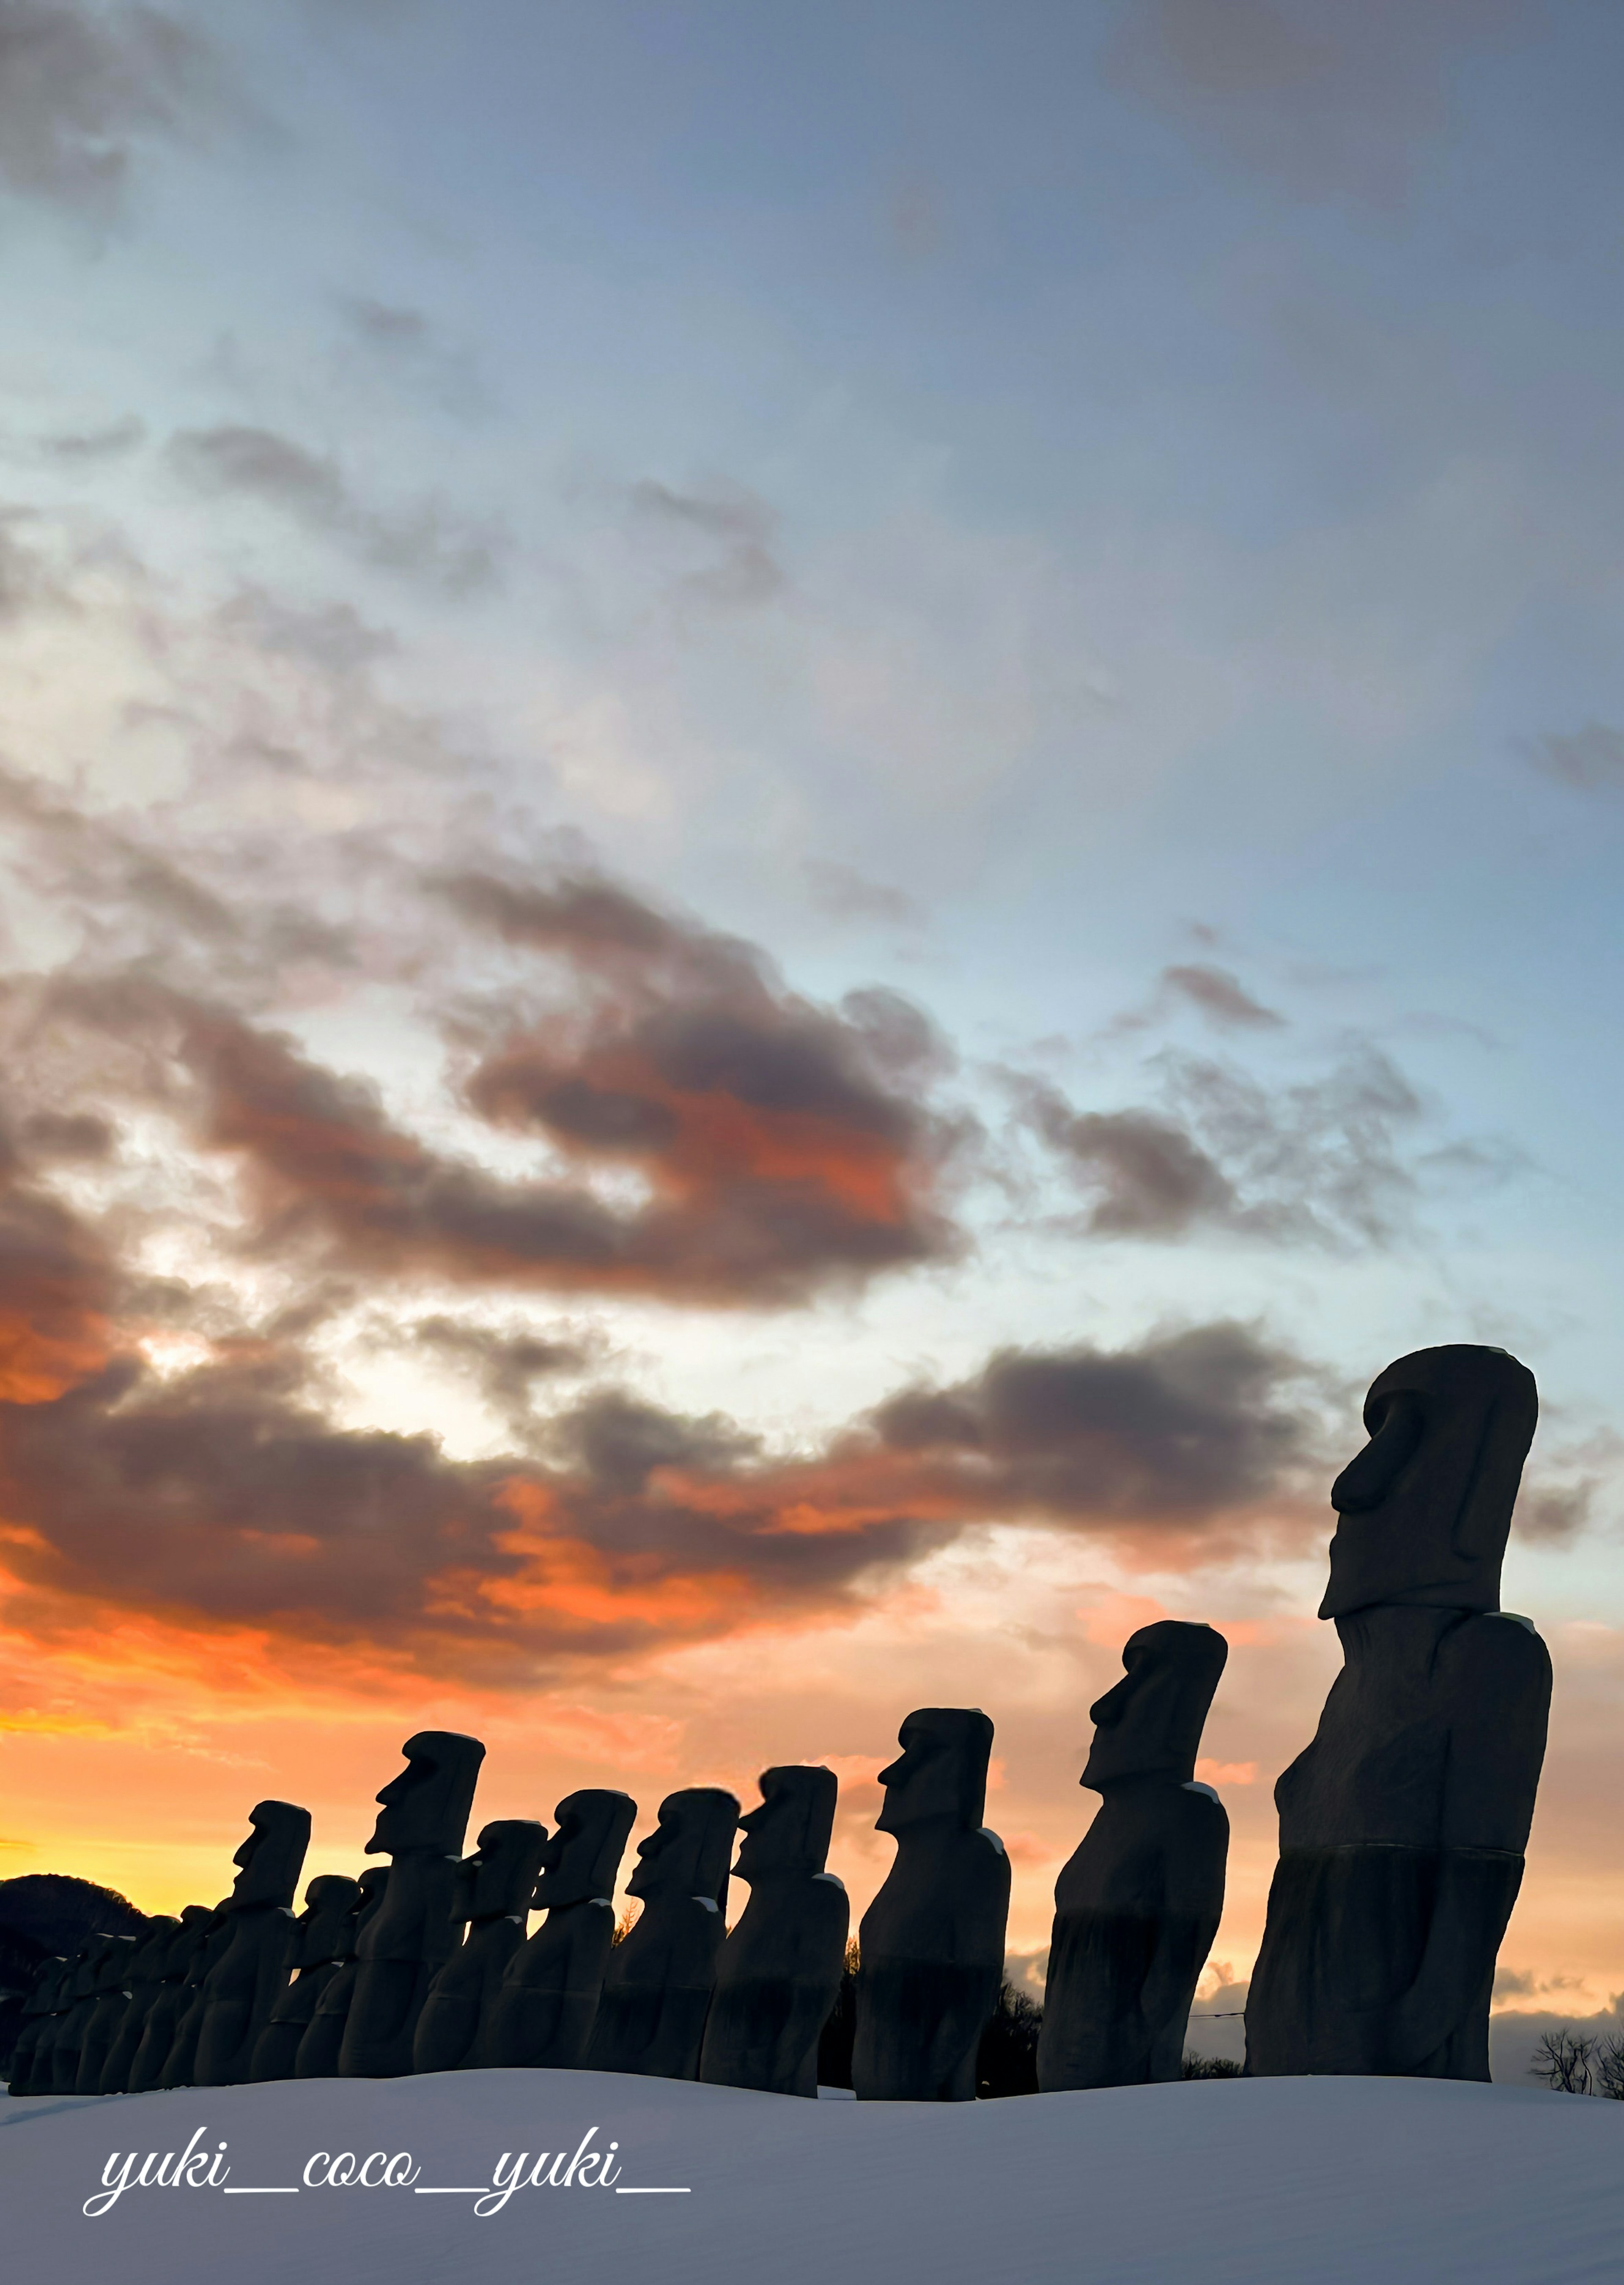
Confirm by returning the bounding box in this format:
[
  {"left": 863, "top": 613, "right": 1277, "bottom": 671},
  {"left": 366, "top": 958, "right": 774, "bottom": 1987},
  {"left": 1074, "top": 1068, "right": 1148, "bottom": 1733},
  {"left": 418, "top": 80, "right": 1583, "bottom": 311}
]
[
  {"left": 166, "top": 1905, "right": 213, "bottom": 1978},
  {"left": 626, "top": 1789, "right": 740, "bottom": 1909},
  {"left": 1321, "top": 1345, "right": 1539, "bottom": 1621},
  {"left": 93, "top": 1933, "right": 139, "bottom": 1991},
  {"left": 458, "top": 1820, "right": 548, "bottom": 1922},
  {"left": 1081, "top": 1621, "right": 1229, "bottom": 1791},
  {"left": 229, "top": 1799, "right": 313, "bottom": 1909},
  {"left": 128, "top": 1916, "right": 180, "bottom": 1981},
  {"left": 533, "top": 1790, "right": 637, "bottom": 1910},
  {"left": 366, "top": 1731, "right": 486, "bottom": 1857},
  {"left": 296, "top": 1875, "right": 361, "bottom": 1967},
  {"left": 876, "top": 1708, "right": 995, "bottom": 1836},
  {"left": 340, "top": 1866, "right": 390, "bottom": 1959},
  {"left": 735, "top": 1766, "right": 838, "bottom": 1884}
]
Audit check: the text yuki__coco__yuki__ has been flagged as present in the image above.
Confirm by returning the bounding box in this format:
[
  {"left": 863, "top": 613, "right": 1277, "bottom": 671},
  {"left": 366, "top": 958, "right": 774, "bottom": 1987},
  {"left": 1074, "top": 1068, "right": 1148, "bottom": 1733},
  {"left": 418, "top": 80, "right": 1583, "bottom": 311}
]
[{"left": 80, "top": 2125, "right": 686, "bottom": 2216}]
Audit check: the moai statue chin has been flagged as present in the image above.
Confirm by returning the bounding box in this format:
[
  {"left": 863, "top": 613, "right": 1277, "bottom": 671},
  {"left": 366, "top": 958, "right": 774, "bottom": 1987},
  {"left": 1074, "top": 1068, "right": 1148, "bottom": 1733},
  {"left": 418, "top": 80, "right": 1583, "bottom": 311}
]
[
  {"left": 339, "top": 1731, "right": 486, "bottom": 2078},
  {"left": 250, "top": 1875, "right": 361, "bottom": 2082},
  {"left": 99, "top": 1917, "right": 181, "bottom": 2094},
  {"left": 295, "top": 1868, "right": 389, "bottom": 2079},
  {"left": 853, "top": 1708, "right": 1011, "bottom": 2101},
  {"left": 700, "top": 1765, "right": 850, "bottom": 2098},
  {"left": 1246, "top": 1345, "right": 1552, "bottom": 2081},
  {"left": 1039, "top": 1622, "right": 1229, "bottom": 2090},
  {"left": 74, "top": 1933, "right": 143, "bottom": 2095},
  {"left": 412, "top": 1820, "right": 548, "bottom": 2074},
  {"left": 584, "top": 1788, "right": 739, "bottom": 2081},
  {"left": 194, "top": 1800, "right": 312, "bottom": 2087},
  {"left": 483, "top": 1790, "right": 637, "bottom": 2070},
  {"left": 126, "top": 1907, "right": 214, "bottom": 2093}
]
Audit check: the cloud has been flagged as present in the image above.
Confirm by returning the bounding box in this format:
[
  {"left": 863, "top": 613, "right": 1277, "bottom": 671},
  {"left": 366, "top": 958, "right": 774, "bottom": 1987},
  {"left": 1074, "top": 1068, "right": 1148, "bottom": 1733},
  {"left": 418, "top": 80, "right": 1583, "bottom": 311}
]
[
  {"left": 408, "top": 1313, "right": 596, "bottom": 1436},
  {"left": 1161, "top": 964, "right": 1284, "bottom": 1030},
  {"left": 0, "top": 1, "right": 224, "bottom": 216},
  {"left": 336, "top": 296, "right": 487, "bottom": 416},
  {"left": 1520, "top": 722, "right": 1624, "bottom": 794},
  {"left": 166, "top": 424, "right": 504, "bottom": 593},
  {"left": 0, "top": 513, "right": 73, "bottom": 621},
  {"left": 34, "top": 416, "right": 147, "bottom": 465},
  {"left": 803, "top": 860, "right": 926, "bottom": 929},
  {"left": 628, "top": 478, "right": 786, "bottom": 607}
]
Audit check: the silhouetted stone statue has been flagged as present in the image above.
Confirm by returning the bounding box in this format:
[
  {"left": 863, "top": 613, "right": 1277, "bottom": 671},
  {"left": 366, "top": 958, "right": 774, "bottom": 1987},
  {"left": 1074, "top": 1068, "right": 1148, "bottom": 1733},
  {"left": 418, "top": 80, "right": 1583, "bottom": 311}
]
[
  {"left": 412, "top": 1819, "right": 547, "bottom": 2073},
  {"left": 700, "top": 1766, "right": 849, "bottom": 2097},
  {"left": 127, "top": 1906, "right": 212, "bottom": 2093},
  {"left": 484, "top": 1790, "right": 636, "bottom": 2069},
  {"left": 340, "top": 1731, "right": 486, "bottom": 2077},
  {"left": 296, "top": 1868, "right": 388, "bottom": 2079},
  {"left": 853, "top": 1708, "right": 1010, "bottom": 2101},
  {"left": 51, "top": 1937, "right": 109, "bottom": 2093},
  {"left": 250, "top": 1876, "right": 361, "bottom": 2082},
  {"left": 193, "top": 1801, "right": 312, "bottom": 2086},
  {"left": 1038, "top": 1622, "right": 1229, "bottom": 2090},
  {"left": 1246, "top": 1344, "right": 1552, "bottom": 2081},
  {"left": 6, "top": 1957, "right": 69, "bottom": 2096},
  {"left": 99, "top": 1915, "right": 181, "bottom": 2093},
  {"left": 585, "top": 1788, "right": 739, "bottom": 2080},
  {"left": 74, "top": 1932, "right": 141, "bottom": 2094},
  {"left": 156, "top": 1902, "right": 232, "bottom": 2088}
]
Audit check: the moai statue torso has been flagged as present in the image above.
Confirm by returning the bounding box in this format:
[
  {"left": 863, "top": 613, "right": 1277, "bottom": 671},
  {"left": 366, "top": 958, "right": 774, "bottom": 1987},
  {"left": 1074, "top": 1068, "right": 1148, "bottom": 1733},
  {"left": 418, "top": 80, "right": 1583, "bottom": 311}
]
[
  {"left": 853, "top": 1708, "right": 1011, "bottom": 2101},
  {"left": 1246, "top": 1346, "right": 1553, "bottom": 2080},
  {"left": 585, "top": 1788, "right": 739, "bottom": 2081},
  {"left": 194, "top": 1801, "right": 312, "bottom": 2086},
  {"left": 6, "top": 1957, "right": 69, "bottom": 2096},
  {"left": 157, "top": 1903, "right": 233, "bottom": 2089},
  {"left": 413, "top": 1820, "right": 547, "bottom": 2073},
  {"left": 50, "top": 1938, "right": 110, "bottom": 2093},
  {"left": 127, "top": 1907, "right": 213, "bottom": 2093},
  {"left": 340, "top": 1731, "right": 486, "bottom": 2077},
  {"left": 250, "top": 1876, "right": 361, "bottom": 2082},
  {"left": 295, "top": 1868, "right": 388, "bottom": 2078},
  {"left": 1039, "top": 1622, "right": 1229, "bottom": 2090},
  {"left": 484, "top": 1790, "right": 636, "bottom": 2070},
  {"left": 75, "top": 1932, "right": 142, "bottom": 2095},
  {"left": 99, "top": 1917, "right": 181, "bottom": 2094},
  {"left": 700, "top": 1766, "right": 849, "bottom": 2098}
]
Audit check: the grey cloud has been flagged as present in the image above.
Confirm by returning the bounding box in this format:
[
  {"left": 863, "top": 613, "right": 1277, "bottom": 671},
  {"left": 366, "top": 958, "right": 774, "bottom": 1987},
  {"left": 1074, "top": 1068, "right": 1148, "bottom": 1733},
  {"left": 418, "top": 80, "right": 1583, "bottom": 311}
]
[
  {"left": 630, "top": 477, "right": 786, "bottom": 606},
  {"left": 1162, "top": 964, "right": 1284, "bottom": 1030},
  {"left": 0, "top": 513, "right": 71, "bottom": 619},
  {"left": 411, "top": 1313, "right": 596, "bottom": 1433},
  {"left": 804, "top": 859, "right": 926, "bottom": 929},
  {"left": 0, "top": 1, "right": 223, "bottom": 215},
  {"left": 336, "top": 295, "right": 488, "bottom": 416},
  {"left": 36, "top": 415, "right": 146, "bottom": 465},
  {"left": 1521, "top": 722, "right": 1624, "bottom": 794}
]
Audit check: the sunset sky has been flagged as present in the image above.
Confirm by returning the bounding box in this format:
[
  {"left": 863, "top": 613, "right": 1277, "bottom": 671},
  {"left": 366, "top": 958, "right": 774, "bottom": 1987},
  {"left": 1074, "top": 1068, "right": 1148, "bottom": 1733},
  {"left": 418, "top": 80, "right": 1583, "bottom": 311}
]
[{"left": 3, "top": 0, "right": 1624, "bottom": 2033}]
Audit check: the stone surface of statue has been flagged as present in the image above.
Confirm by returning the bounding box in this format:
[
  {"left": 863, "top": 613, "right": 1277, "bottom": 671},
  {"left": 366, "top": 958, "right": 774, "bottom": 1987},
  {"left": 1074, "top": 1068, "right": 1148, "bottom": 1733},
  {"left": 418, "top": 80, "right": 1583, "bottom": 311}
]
[
  {"left": 853, "top": 1707, "right": 1010, "bottom": 2101},
  {"left": 412, "top": 1819, "right": 547, "bottom": 2073},
  {"left": 700, "top": 1766, "right": 849, "bottom": 2097},
  {"left": 74, "top": 1932, "right": 142, "bottom": 2095},
  {"left": 156, "top": 1903, "right": 233, "bottom": 2089},
  {"left": 50, "top": 1938, "right": 110, "bottom": 2093},
  {"left": 1038, "top": 1622, "right": 1229, "bottom": 2090},
  {"left": 99, "top": 1916, "right": 181, "bottom": 2093},
  {"left": 194, "top": 1800, "right": 312, "bottom": 2087},
  {"left": 5, "top": 1958, "right": 70, "bottom": 2096},
  {"left": 127, "top": 1907, "right": 212, "bottom": 2093},
  {"left": 340, "top": 1731, "right": 486, "bottom": 2077},
  {"left": 296, "top": 1868, "right": 388, "bottom": 2079},
  {"left": 584, "top": 1788, "right": 739, "bottom": 2081},
  {"left": 484, "top": 1790, "right": 636, "bottom": 2069},
  {"left": 1246, "top": 1345, "right": 1552, "bottom": 2080},
  {"left": 250, "top": 1875, "right": 361, "bottom": 2082}
]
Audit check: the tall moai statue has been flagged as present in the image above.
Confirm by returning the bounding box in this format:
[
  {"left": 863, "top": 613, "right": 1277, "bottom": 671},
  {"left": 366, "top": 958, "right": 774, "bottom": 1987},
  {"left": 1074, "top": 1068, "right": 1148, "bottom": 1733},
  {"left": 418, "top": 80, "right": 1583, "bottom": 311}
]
[
  {"left": 194, "top": 1801, "right": 312, "bottom": 2086},
  {"left": 99, "top": 1916, "right": 181, "bottom": 2093},
  {"left": 250, "top": 1876, "right": 361, "bottom": 2081},
  {"left": 340, "top": 1731, "right": 486, "bottom": 2077},
  {"left": 1246, "top": 1345, "right": 1552, "bottom": 2080},
  {"left": 700, "top": 1766, "right": 850, "bottom": 2097},
  {"left": 6, "top": 1958, "right": 71, "bottom": 2096},
  {"left": 484, "top": 1789, "right": 636, "bottom": 2069},
  {"left": 853, "top": 1708, "right": 1011, "bottom": 2101},
  {"left": 295, "top": 1868, "right": 388, "bottom": 2079},
  {"left": 584, "top": 1788, "right": 739, "bottom": 2081},
  {"left": 75, "top": 1932, "right": 142, "bottom": 2095},
  {"left": 126, "top": 1906, "right": 213, "bottom": 2093},
  {"left": 53, "top": 1936, "right": 120, "bottom": 2094},
  {"left": 157, "top": 1903, "right": 234, "bottom": 2089},
  {"left": 1039, "top": 1622, "right": 1229, "bottom": 2090},
  {"left": 412, "top": 1819, "right": 547, "bottom": 2073}
]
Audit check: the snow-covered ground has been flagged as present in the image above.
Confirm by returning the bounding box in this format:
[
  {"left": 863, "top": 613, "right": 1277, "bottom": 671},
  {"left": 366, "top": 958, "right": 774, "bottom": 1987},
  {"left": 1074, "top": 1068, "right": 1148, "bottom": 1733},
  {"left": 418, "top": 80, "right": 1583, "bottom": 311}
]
[{"left": 4, "top": 2068, "right": 1618, "bottom": 2285}]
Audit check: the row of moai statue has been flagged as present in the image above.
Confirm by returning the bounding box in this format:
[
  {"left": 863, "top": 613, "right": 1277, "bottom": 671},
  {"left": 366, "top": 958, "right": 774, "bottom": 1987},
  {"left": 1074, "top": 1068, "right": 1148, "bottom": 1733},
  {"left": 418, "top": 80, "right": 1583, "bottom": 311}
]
[{"left": 6, "top": 1344, "right": 1552, "bottom": 2098}]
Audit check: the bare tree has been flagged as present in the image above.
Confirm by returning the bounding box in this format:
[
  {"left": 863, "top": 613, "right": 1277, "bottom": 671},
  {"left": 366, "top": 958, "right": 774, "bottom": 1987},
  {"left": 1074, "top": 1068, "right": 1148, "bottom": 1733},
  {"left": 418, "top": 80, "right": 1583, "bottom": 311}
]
[{"left": 1531, "top": 2028, "right": 1597, "bottom": 2094}]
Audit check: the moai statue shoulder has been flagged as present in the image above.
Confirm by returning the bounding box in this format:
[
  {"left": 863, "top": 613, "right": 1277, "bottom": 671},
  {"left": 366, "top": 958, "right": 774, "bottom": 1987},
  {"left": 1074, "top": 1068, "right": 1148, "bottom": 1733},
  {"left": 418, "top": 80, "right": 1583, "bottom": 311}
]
[
  {"left": 99, "top": 1917, "right": 181, "bottom": 2094},
  {"left": 74, "top": 1931, "right": 143, "bottom": 2095},
  {"left": 296, "top": 1868, "right": 388, "bottom": 2079},
  {"left": 1039, "top": 1622, "right": 1229, "bottom": 2090},
  {"left": 1246, "top": 1345, "right": 1552, "bottom": 2080},
  {"left": 250, "top": 1875, "right": 361, "bottom": 2082},
  {"left": 194, "top": 1800, "right": 312, "bottom": 2087},
  {"left": 584, "top": 1788, "right": 739, "bottom": 2081},
  {"left": 340, "top": 1731, "right": 486, "bottom": 2078},
  {"left": 700, "top": 1765, "right": 849, "bottom": 2098},
  {"left": 126, "top": 1907, "right": 213, "bottom": 2093},
  {"left": 484, "top": 1790, "right": 636, "bottom": 2069},
  {"left": 853, "top": 1708, "right": 1011, "bottom": 2101},
  {"left": 413, "top": 1820, "right": 547, "bottom": 2074}
]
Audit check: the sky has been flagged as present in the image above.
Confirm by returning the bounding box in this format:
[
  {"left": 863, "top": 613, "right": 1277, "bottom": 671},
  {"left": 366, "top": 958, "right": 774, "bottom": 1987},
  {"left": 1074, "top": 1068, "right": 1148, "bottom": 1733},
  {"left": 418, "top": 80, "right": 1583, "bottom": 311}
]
[{"left": 3, "top": 0, "right": 1624, "bottom": 2038}]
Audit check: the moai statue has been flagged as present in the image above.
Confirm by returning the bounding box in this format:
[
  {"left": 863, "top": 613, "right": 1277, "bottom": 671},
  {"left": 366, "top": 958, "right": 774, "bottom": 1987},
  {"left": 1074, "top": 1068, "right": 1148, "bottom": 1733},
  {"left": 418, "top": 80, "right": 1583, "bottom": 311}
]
[
  {"left": 127, "top": 1907, "right": 214, "bottom": 2093},
  {"left": 483, "top": 1790, "right": 637, "bottom": 2070},
  {"left": 340, "top": 1731, "right": 486, "bottom": 2078},
  {"left": 412, "top": 1820, "right": 547, "bottom": 2073},
  {"left": 250, "top": 1876, "right": 361, "bottom": 2081},
  {"left": 1246, "top": 1345, "right": 1552, "bottom": 2081},
  {"left": 156, "top": 1903, "right": 234, "bottom": 2089},
  {"left": 193, "top": 1801, "right": 312, "bottom": 2086},
  {"left": 700, "top": 1767, "right": 849, "bottom": 2097},
  {"left": 99, "top": 1916, "right": 181, "bottom": 2094},
  {"left": 1038, "top": 1622, "right": 1229, "bottom": 2090},
  {"left": 7, "top": 1958, "right": 71, "bottom": 2096},
  {"left": 74, "top": 1933, "right": 142, "bottom": 2095},
  {"left": 853, "top": 1708, "right": 1011, "bottom": 2101},
  {"left": 584, "top": 1788, "right": 739, "bottom": 2081},
  {"left": 49, "top": 1939, "right": 109, "bottom": 2093},
  {"left": 295, "top": 1868, "right": 389, "bottom": 2079}
]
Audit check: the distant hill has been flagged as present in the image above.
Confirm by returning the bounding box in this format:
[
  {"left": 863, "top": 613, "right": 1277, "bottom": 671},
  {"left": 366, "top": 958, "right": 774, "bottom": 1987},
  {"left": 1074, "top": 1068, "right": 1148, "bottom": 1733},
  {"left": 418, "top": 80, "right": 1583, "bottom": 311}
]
[{"left": 0, "top": 1873, "right": 146, "bottom": 1970}]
